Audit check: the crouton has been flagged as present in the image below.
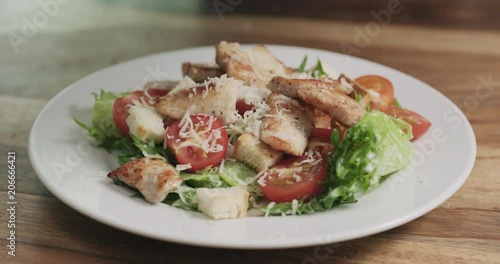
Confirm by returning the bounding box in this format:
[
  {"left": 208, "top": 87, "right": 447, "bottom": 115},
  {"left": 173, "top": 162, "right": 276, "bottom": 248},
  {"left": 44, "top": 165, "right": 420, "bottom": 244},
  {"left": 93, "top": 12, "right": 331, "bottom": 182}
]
[
  {"left": 233, "top": 133, "right": 283, "bottom": 172},
  {"left": 126, "top": 105, "right": 166, "bottom": 143},
  {"left": 196, "top": 187, "right": 249, "bottom": 219}
]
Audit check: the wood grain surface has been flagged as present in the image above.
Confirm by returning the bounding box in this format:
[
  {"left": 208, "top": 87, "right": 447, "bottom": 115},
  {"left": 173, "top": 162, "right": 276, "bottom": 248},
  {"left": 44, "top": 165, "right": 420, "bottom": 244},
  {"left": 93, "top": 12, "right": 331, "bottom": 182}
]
[{"left": 1, "top": 1, "right": 499, "bottom": 263}]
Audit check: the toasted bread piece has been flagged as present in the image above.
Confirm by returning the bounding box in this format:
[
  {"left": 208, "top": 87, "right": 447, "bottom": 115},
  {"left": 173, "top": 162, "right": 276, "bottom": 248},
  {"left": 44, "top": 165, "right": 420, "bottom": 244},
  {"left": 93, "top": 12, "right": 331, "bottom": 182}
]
[
  {"left": 126, "top": 105, "right": 165, "bottom": 143},
  {"left": 298, "top": 88, "right": 366, "bottom": 127},
  {"left": 259, "top": 93, "right": 313, "bottom": 156},
  {"left": 154, "top": 76, "right": 241, "bottom": 124},
  {"left": 196, "top": 187, "right": 249, "bottom": 219},
  {"left": 215, "top": 42, "right": 293, "bottom": 87},
  {"left": 267, "top": 76, "right": 341, "bottom": 99},
  {"left": 233, "top": 133, "right": 283, "bottom": 172},
  {"left": 181, "top": 62, "right": 225, "bottom": 83},
  {"left": 107, "top": 158, "right": 182, "bottom": 203}
]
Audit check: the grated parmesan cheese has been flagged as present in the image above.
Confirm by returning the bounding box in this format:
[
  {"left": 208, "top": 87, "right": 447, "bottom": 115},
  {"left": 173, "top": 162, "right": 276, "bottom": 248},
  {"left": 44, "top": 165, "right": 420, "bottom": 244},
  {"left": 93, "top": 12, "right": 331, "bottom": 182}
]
[
  {"left": 257, "top": 171, "right": 268, "bottom": 187},
  {"left": 176, "top": 163, "right": 192, "bottom": 171},
  {"left": 218, "top": 159, "right": 225, "bottom": 172},
  {"left": 265, "top": 202, "right": 276, "bottom": 217},
  {"left": 291, "top": 199, "right": 298, "bottom": 215}
]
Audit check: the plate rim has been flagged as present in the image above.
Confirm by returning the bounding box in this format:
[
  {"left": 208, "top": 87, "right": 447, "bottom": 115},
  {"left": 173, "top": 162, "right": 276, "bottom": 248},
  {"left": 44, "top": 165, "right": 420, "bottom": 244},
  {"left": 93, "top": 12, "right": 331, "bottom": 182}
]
[{"left": 28, "top": 44, "right": 477, "bottom": 249}]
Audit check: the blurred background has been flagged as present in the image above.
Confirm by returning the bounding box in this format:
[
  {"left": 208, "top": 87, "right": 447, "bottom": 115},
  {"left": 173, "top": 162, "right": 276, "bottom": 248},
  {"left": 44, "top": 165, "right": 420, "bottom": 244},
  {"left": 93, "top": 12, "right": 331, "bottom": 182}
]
[
  {"left": 1, "top": 0, "right": 498, "bottom": 99},
  {"left": 3, "top": 0, "right": 499, "bottom": 29}
]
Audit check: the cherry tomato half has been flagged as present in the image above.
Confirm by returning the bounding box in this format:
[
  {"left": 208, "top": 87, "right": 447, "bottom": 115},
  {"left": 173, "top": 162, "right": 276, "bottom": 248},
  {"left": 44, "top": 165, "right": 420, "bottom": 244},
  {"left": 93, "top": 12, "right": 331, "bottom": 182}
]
[
  {"left": 355, "top": 75, "right": 394, "bottom": 108},
  {"left": 259, "top": 154, "right": 327, "bottom": 203},
  {"left": 165, "top": 114, "right": 228, "bottom": 172},
  {"left": 236, "top": 99, "right": 255, "bottom": 116}
]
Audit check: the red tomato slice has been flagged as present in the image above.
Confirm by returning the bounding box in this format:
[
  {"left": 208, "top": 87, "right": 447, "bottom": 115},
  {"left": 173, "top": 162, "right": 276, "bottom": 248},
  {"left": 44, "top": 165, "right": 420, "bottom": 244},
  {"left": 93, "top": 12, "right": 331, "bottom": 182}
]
[
  {"left": 113, "top": 91, "right": 144, "bottom": 136},
  {"left": 236, "top": 99, "right": 255, "bottom": 116},
  {"left": 310, "top": 128, "right": 332, "bottom": 140},
  {"left": 165, "top": 115, "right": 228, "bottom": 172},
  {"left": 355, "top": 75, "right": 394, "bottom": 108},
  {"left": 259, "top": 154, "right": 327, "bottom": 203},
  {"left": 380, "top": 106, "right": 431, "bottom": 140}
]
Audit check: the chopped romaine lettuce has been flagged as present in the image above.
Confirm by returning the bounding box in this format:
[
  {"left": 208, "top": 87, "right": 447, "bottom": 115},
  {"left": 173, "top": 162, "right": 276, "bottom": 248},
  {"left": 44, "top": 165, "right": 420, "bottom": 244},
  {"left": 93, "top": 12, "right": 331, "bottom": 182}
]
[
  {"left": 162, "top": 185, "right": 198, "bottom": 211},
  {"left": 325, "top": 110, "right": 413, "bottom": 205},
  {"left": 116, "top": 134, "right": 176, "bottom": 165},
  {"left": 180, "top": 167, "right": 229, "bottom": 188},
  {"left": 91, "top": 90, "right": 122, "bottom": 137},
  {"left": 179, "top": 161, "right": 260, "bottom": 196},
  {"left": 218, "top": 161, "right": 261, "bottom": 195},
  {"left": 129, "top": 134, "right": 165, "bottom": 161}
]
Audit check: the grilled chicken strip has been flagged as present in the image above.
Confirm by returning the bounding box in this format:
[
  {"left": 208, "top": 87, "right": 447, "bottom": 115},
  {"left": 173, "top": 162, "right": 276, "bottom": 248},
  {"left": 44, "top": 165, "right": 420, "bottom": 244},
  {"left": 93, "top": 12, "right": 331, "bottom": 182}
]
[
  {"left": 310, "top": 107, "right": 332, "bottom": 129},
  {"left": 298, "top": 88, "right": 366, "bottom": 127},
  {"left": 267, "top": 76, "right": 341, "bottom": 99},
  {"left": 108, "top": 158, "right": 182, "bottom": 203},
  {"left": 181, "top": 63, "right": 225, "bottom": 83},
  {"left": 338, "top": 73, "right": 373, "bottom": 107},
  {"left": 260, "top": 93, "right": 313, "bottom": 156},
  {"left": 215, "top": 41, "right": 293, "bottom": 88},
  {"left": 154, "top": 76, "right": 241, "bottom": 124}
]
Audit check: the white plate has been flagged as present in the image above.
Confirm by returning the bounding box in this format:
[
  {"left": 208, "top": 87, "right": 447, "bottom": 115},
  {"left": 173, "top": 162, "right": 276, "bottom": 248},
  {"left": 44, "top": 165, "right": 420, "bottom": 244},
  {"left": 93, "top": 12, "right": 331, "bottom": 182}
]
[{"left": 28, "top": 45, "right": 476, "bottom": 249}]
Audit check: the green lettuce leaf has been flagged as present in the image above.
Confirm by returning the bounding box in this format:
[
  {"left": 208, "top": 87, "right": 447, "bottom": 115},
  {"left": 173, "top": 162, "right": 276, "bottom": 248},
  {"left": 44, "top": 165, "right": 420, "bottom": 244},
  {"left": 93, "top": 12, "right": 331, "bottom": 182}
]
[
  {"left": 263, "top": 111, "right": 414, "bottom": 215},
  {"left": 91, "top": 90, "right": 122, "bottom": 137},
  {"left": 323, "top": 111, "right": 413, "bottom": 207},
  {"left": 162, "top": 185, "right": 198, "bottom": 211},
  {"left": 179, "top": 161, "right": 260, "bottom": 195},
  {"left": 218, "top": 161, "right": 261, "bottom": 196},
  {"left": 74, "top": 90, "right": 126, "bottom": 153},
  {"left": 180, "top": 167, "right": 229, "bottom": 189}
]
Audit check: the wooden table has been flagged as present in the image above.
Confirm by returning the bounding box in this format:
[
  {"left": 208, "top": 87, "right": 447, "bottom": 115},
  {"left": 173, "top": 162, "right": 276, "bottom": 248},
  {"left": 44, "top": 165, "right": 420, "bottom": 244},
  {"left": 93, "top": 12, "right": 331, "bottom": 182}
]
[{"left": 1, "top": 1, "right": 499, "bottom": 263}]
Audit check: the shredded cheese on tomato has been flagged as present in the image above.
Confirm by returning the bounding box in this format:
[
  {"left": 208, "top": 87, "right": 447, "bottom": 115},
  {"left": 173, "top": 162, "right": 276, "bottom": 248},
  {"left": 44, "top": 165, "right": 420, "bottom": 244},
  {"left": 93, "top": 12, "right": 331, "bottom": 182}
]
[
  {"left": 176, "top": 107, "right": 225, "bottom": 155},
  {"left": 257, "top": 171, "right": 268, "bottom": 187}
]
